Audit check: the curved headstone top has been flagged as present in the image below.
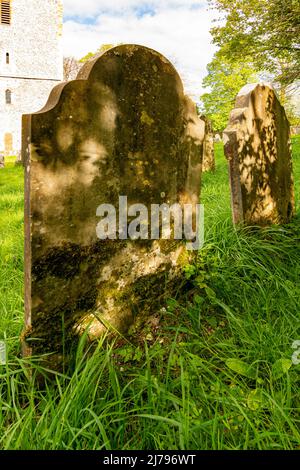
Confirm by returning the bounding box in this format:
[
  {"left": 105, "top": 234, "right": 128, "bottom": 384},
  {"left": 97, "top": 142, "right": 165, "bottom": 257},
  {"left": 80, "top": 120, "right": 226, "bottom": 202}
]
[
  {"left": 224, "top": 82, "right": 294, "bottom": 226},
  {"left": 77, "top": 44, "right": 184, "bottom": 86},
  {"left": 35, "top": 44, "right": 185, "bottom": 115},
  {"left": 22, "top": 44, "right": 205, "bottom": 365},
  {"left": 236, "top": 82, "right": 274, "bottom": 96}
]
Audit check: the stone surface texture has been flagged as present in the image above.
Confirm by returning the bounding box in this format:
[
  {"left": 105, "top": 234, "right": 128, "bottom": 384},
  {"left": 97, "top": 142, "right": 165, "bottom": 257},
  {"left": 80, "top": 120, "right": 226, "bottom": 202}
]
[
  {"left": 201, "top": 115, "right": 215, "bottom": 172},
  {"left": 224, "top": 83, "right": 294, "bottom": 225},
  {"left": 23, "top": 45, "right": 205, "bottom": 362}
]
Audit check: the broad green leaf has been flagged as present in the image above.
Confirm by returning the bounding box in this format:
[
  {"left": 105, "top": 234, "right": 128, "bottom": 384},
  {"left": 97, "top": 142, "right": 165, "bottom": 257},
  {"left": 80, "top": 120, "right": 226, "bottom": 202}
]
[
  {"left": 272, "top": 359, "right": 292, "bottom": 380},
  {"left": 195, "top": 273, "right": 206, "bottom": 283},
  {"left": 205, "top": 287, "right": 217, "bottom": 300},
  {"left": 247, "top": 389, "right": 264, "bottom": 411},
  {"left": 194, "top": 295, "right": 204, "bottom": 306},
  {"left": 226, "top": 359, "right": 256, "bottom": 379}
]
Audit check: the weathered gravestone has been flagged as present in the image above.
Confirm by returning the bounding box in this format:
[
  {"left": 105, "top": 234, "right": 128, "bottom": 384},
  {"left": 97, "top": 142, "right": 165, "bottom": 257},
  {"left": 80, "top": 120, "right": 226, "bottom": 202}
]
[
  {"left": 15, "top": 151, "right": 23, "bottom": 167},
  {"left": 201, "top": 116, "right": 215, "bottom": 172},
  {"left": 0, "top": 153, "right": 4, "bottom": 169},
  {"left": 22, "top": 45, "right": 205, "bottom": 364},
  {"left": 224, "top": 83, "right": 294, "bottom": 225},
  {"left": 291, "top": 126, "right": 300, "bottom": 136}
]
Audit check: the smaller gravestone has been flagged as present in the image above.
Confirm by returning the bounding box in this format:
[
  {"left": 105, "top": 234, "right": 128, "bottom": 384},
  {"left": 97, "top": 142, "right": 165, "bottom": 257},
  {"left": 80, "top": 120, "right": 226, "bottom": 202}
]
[
  {"left": 201, "top": 116, "right": 215, "bottom": 172},
  {"left": 224, "top": 83, "right": 294, "bottom": 225},
  {"left": 0, "top": 153, "right": 4, "bottom": 169},
  {"left": 15, "top": 151, "right": 23, "bottom": 166},
  {"left": 291, "top": 126, "right": 300, "bottom": 136}
]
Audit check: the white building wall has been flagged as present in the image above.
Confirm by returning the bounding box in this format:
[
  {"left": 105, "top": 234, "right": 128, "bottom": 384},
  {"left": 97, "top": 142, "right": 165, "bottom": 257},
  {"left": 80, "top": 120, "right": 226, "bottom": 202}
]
[{"left": 0, "top": 0, "right": 63, "bottom": 155}]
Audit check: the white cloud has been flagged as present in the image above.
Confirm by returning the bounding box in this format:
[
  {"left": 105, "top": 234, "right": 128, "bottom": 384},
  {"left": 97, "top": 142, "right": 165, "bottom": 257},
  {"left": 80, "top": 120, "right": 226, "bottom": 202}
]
[
  {"left": 62, "top": 1, "right": 217, "bottom": 101},
  {"left": 64, "top": 1, "right": 207, "bottom": 17}
]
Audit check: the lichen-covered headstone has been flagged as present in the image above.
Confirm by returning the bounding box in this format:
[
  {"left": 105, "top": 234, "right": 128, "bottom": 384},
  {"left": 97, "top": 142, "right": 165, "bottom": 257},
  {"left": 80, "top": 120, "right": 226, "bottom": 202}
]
[
  {"left": 22, "top": 45, "right": 204, "bottom": 364},
  {"left": 224, "top": 83, "right": 294, "bottom": 225},
  {"left": 201, "top": 116, "right": 215, "bottom": 172}
]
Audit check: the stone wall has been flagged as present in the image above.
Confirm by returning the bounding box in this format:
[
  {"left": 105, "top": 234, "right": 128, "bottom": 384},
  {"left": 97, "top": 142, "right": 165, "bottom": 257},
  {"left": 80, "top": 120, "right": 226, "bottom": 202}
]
[{"left": 0, "top": 0, "right": 63, "bottom": 154}]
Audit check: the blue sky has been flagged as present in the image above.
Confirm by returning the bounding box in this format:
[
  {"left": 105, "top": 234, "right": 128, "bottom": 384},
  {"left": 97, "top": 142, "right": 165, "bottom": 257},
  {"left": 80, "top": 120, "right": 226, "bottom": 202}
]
[{"left": 62, "top": 0, "right": 217, "bottom": 101}]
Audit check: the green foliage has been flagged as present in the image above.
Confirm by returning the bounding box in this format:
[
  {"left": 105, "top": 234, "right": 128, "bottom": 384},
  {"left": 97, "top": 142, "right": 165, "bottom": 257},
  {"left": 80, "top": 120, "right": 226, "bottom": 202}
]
[
  {"left": 284, "top": 101, "right": 300, "bottom": 127},
  {"left": 200, "top": 52, "right": 258, "bottom": 132},
  {"left": 0, "top": 138, "right": 299, "bottom": 449},
  {"left": 272, "top": 359, "right": 293, "bottom": 380},
  {"left": 0, "top": 161, "right": 24, "bottom": 340},
  {"left": 225, "top": 359, "right": 256, "bottom": 380},
  {"left": 208, "top": 0, "right": 300, "bottom": 88},
  {"left": 80, "top": 44, "right": 116, "bottom": 63}
]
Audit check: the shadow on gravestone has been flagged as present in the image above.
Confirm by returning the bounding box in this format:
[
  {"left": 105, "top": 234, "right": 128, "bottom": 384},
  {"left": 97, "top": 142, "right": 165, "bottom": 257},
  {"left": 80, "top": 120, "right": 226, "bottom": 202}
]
[
  {"left": 223, "top": 83, "right": 295, "bottom": 226},
  {"left": 22, "top": 44, "right": 205, "bottom": 369}
]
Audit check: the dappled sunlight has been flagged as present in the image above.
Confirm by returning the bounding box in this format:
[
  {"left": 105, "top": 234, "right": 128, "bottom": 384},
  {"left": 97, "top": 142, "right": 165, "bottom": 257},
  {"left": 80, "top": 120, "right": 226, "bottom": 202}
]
[
  {"left": 224, "top": 83, "right": 294, "bottom": 226},
  {"left": 56, "top": 122, "right": 75, "bottom": 152},
  {"left": 22, "top": 45, "right": 204, "bottom": 359},
  {"left": 77, "top": 139, "right": 109, "bottom": 185}
]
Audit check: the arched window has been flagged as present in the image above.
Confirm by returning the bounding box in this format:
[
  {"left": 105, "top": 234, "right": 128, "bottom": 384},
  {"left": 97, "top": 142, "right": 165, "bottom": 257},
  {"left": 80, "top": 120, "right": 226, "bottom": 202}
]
[
  {"left": 1, "top": 1, "right": 11, "bottom": 25},
  {"left": 6, "top": 52, "right": 9, "bottom": 64},
  {"left": 5, "top": 89, "right": 11, "bottom": 104}
]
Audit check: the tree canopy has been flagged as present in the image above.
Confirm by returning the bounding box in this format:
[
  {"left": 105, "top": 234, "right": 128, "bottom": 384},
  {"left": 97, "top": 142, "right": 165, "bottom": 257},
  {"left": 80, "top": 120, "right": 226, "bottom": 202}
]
[
  {"left": 200, "top": 52, "right": 258, "bottom": 133},
  {"left": 80, "top": 44, "right": 116, "bottom": 63},
  {"left": 200, "top": 0, "right": 300, "bottom": 131},
  {"left": 208, "top": 0, "right": 300, "bottom": 88}
]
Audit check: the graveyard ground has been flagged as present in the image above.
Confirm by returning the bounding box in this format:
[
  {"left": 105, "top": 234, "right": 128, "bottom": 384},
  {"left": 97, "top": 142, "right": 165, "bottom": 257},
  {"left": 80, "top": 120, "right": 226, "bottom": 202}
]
[{"left": 0, "top": 139, "right": 299, "bottom": 450}]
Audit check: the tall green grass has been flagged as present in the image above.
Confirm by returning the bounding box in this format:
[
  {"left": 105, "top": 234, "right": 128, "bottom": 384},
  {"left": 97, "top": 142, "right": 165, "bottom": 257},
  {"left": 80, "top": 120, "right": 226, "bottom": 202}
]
[
  {"left": 0, "top": 162, "right": 24, "bottom": 346},
  {"left": 0, "top": 138, "right": 299, "bottom": 450}
]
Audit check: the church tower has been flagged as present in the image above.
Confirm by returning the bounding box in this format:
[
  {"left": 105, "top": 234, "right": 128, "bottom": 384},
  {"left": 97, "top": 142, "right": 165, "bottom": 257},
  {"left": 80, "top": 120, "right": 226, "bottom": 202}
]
[{"left": 0, "top": 0, "right": 63, "bottom": 155}]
